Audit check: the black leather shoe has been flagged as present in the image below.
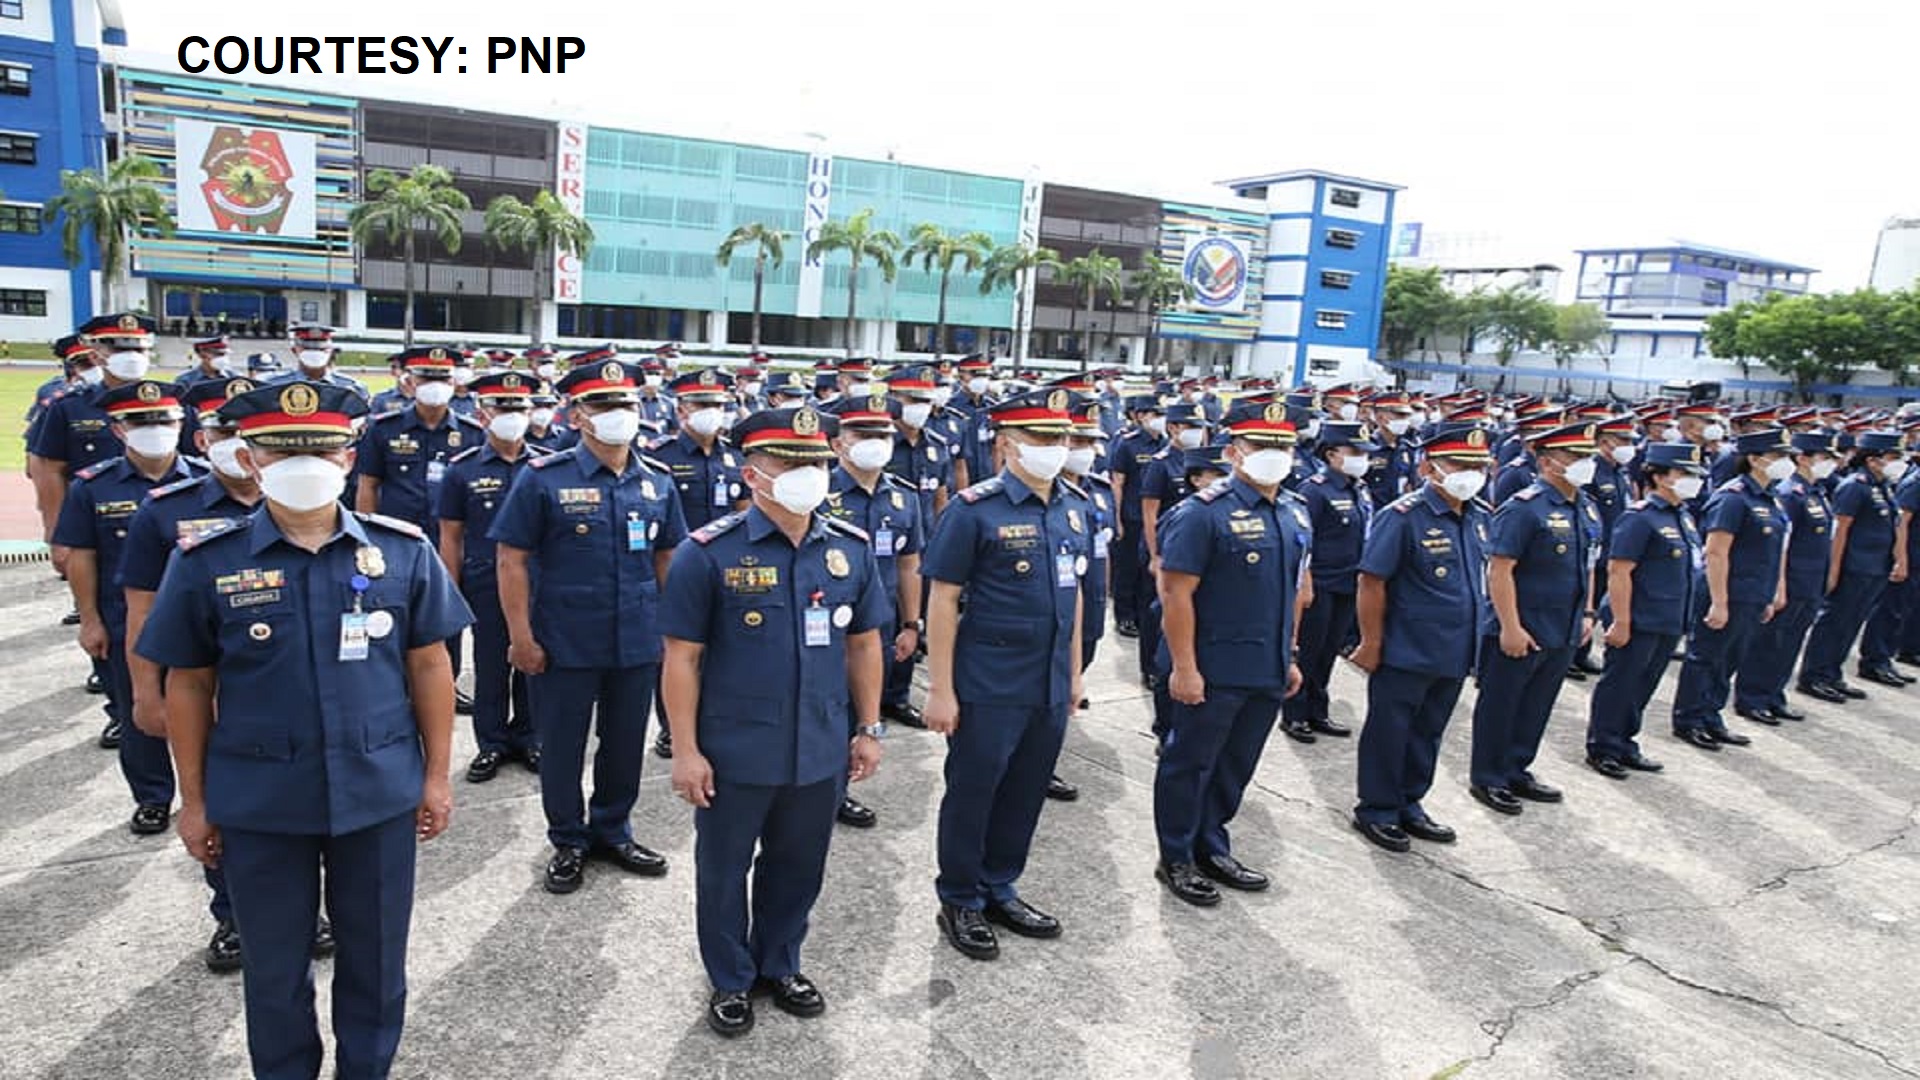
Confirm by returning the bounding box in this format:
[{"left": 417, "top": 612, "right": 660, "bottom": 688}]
[
  {"left": 521, "top": 745, "right": 543, "bottom": 771},
  {"left": 1046, "top": 775, "right": 1079, "bottom": 802},
  {"left": 1897, "top": 652, "right": 1920, "bottom": 667},
  {"left": 1586, "top": 755, "right": 1630, "bottom": 780},
  {"left": 984, "top": 897, "right": 1062, "bottom": 938},
  {"left": 1155, "top": 861, "right": 1223, "bottom": 906},
  {"left": 1736, "top": 706, "right": 1782, "bottom": 726},
  {"left": 759, "top": 973, "right": 826, "bottom": 1018},
  {"left": 937, "top": 904, "right": 1000, "bottom": 959},
  {"left": 62, "top": 608, "right": 82, "bottom": 627},
  {"left": 591, "top": 841, "right": 669, "bottom": 877},
  {"left": 707, "top": 990, "right": 754, "bottom": 1037},
  {"left": 85, "top": 672, "right": 106, "bottom": 694},
  {"left": 1308, "top": 717, "right": 1353, "bottom": 737},
  {"left": 205, "top": 920, "right": 243, "bottom": 973},
  {"left": 1351, "top": 817, "right": 1411, "bottom": 853},
  {"left": 1574, "top": 652, "right": 1605, "bottom": 675},
  {"left": 311, "top": 918, "right": 335, "bottom": 959},
  {"left": 1510, "top": 776, "right": 1563, "bottom": 803},
  {"left": 836, "top": 796, "right": 876, "bottom": 828},
  {"left": 466, "top": 749, "right": 506, "bottom": 783},
  {"left": 1709, "top": 729, "right": 1751, "bottom": 747},
  {"left": 880, "top": 702, "right": 926, "bottom": 728},
  {"left": 1769, "top": 704, "right": 1806, "bottom": 721},
  {"left": 653, "top": 730, "right": 673, "bottom": 759},
  {"left": 545, "top": 846, "right": 587, "bottom": 894},
  {"left": 1115, "top": 620, "right": 1140, "bottom": 639},
  {"left": 129, "top": 804, "right": 170, "bottom": 835},
  {"left": 453, "top": 689, "right": 475, "bottom": 715},
  {"left": 97, "top": 719, "right": 121, "bottom": 749},
  {"left": 1563, "top": 665, "right": 1588, "bottom": 681},
  {"left": 1281, "top": 720, "right": 1317, "bottom": 744},
  {"left": 1401, "top": 813, "right": 1457, "bottom": 844},
  {"left": 1858, "top": 667, "right": 1908, "bottom": 689},
  {"left": 1797, "top": 682, "right": 1848, "bottom": 703},
  {"left": 1623, "top": 753, "right": 1665, "bottom": 772},
  {"left": 1198, "top": 852, "right": 1270, "bottom": 891},
  {"left": 1833, "top": 681, "right": 1868, "bottom": 700},
  {"left": 1470, "top": 785, "right": 1524, "bottom": 815},
  {"left": 1677, "top": 728, "right": 1722, "bottom": 751}
]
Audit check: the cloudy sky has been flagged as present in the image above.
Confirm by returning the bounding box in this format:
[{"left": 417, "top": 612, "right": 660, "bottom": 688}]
[{"left": 122, "top": 0, "right": 1916, "bottom": 290}]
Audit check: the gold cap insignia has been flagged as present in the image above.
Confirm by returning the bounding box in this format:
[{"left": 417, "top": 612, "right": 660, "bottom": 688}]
[
  {"left": 699, "top": 369, "right": 717, "bottom": 387},
  {"left": 1047, "top": 390, "right": 1069, "bottom": 412},
  {"left": 1584, "top": 424, "right": 1596, "bottom": 440},
  {"left": 1264, "top": 403, "right": 1285, "bottom": 423},
  {"left": 280, "top": 383, "right": 319, "bottom": 417},
  {"left": 136, "top": 382, "right": 162, "bottom": 403},
  {"left": 1467, "top": 430, "right": 1487, "bottom": 448},
  {"left": 118, "top": 314, "right": 140, "bottom": 331},
  {"left": 869, "top": 392, "right": 889, "bottom": 413},
  {"left": 225, "top": 378, "right": 254, "bottom": 398},
  {"left": 503, "top": 373, "right": 521, "bottom": 389},
  {"left": 600, "top": 362, "right": 625, "bottom": 385},
  {"left": 793, "top": 408, "right": 820, "bottom": 436},
  {"left": 429, "top": 347, "right": 448, "bottom": 361}
]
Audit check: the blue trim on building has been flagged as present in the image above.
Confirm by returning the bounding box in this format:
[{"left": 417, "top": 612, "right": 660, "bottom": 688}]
[
  {"left": 1262, "top": 254, "right": 1308, "bottom": 263},
  {"left": 1266, "top": 211, "right": 1315, "bottom": 221},
  {"left": 1259, "top": 293, "right": 1303, "bottom": 302},
  {"left": 1255, "top": 334, "right": 1299, "bottom": 344}
]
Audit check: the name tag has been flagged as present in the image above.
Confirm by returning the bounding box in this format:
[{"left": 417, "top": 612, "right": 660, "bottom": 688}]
[
  {"left": 1055, "top": 551, "right": 1079, "bottom": 588},
  {"left": 874, "top": 526, "right": 895, "bottom": 557},
  {"left": 804, "top": 604, "right": 831, "bottom": 647},
  {"left": 627, "top": 515, "right": 651, "bottom": 551},
  {"left": 426, "top": 460, "right": 447, "bottom": 486},
  {"left": 1094, "top": 528, "right": 1111, "bottom": 560},
  {"left": 338, "top": 611, "right": 370, "bottom": 662}
]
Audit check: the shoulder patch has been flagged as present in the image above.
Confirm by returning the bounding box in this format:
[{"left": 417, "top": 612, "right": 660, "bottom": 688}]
[
  {"left": 356, "top": 511, "right": 426, "bottom": 539},
  {"left": 1627, "top": 499, "right": 1650, "bottom": 511},
  {"left": 1387, "top": 491, "right": 1422, "bottom": 515},
  {"left": 957, "top": 477, "right": 1005, "bottom": 504},
  {"left": 449, "top": 446, "right": 481, "bottom": 463},
  {"left": 690, "top": 511, "right": 747, "bottom": 545},
  {"left": 456, "top": 411, "right": 486, "bottom": 428},
  {"left": 151, "top": 475, "right": 203, "bottom": 499},
  {"left": 74, "top": 459, "right": 117, "bottom": 481},
  {"left": 822, "top": 516, "right": 871, "bottom": 542},
  {"left": 1058, "top": 475, "right": 1088, "bottom": 501},
  {"left": 1194, "top": 478, "right": 1233, "bottom": 503},
  {"left": 646, "top": 434, "right": 676, "bottom": 451},
  {"left": 1512, "top": 485, "right": 1541, "bottom": 501},
  {"left": 1716, "top": 478, "right": 1744, "bottom": 493},
  {"left": 178, "top": 516, "right": 246, "bottom": 552},
  {"left": 1307, "top": 473, "right": 1328, "bottom": 485},
  {"left": 370, "top": 407, "right": 406, "bottom": 424},
  {"left": 529, "top": 449, "right": 569, "bottom": 469},
  {"left": 639, "top": 454, "right": 672, "bottom": 475}
]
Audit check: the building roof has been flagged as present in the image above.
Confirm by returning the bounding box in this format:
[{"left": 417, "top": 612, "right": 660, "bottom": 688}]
[
  {"left": 1217, "top": 169, "right": 1406, "bottom": 195},
  {"left": 1575, "top": 240, "right": 1816, "bottom": 274}
]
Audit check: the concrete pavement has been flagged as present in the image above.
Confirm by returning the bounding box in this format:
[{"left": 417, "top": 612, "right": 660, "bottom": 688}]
[{"left": 0, "top": 559, "right": 1915, "bottom": 1079}]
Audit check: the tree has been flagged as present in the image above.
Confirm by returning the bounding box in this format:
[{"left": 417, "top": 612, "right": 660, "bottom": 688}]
[
  {"left": 1441, "top": 288, "right": 1492, "bottom": 362},
  {"left": 1130, "top": 257, "right": 1193, "bottom": 377},
  {"left": 806, "top": 207, "right": 902, "bottom": 359},
  {"left": 1709, "top": 293, "right": 1859, "bottom": 402},
  {"left": 715, "top": 222, "right": 789, "bottom": 355},
  {"left": 903, "top": 224, "right": 994, "bottom": 362},
  {"left": 979, "top": 242, "right": 1059, "bottom": 363},
  {"left": 484, "top": 189, "right": 594, "bottom": 348},
  {"left": 44, "top": 154, "right": 176, "bottom": 311},
  {"left": 1548, "top": 302, "right": 1610, "bottom": 367},
  {"left": 1378, "top": 264, "right": 1452, "bottom": 362},
  {"left": 1704, "top": 303, "right": 1756, "bottom": 381},
  {"left": 1481, "top": 285, "right": 1558, "bottom": 365},
  {"left": 349, "top": 164, "right": 472, "bottom": 346},
  {"left": 1058, "top": 250, "right": 1126, "bottom": 373}
]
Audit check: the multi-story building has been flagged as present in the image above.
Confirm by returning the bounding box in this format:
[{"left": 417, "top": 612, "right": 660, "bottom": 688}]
[
  {"left": 1574, "top": 241, "right": 1815, "bottom": 362},
  {"left": 1869, "top": 217, "right": 1920, "bottom": 293}
]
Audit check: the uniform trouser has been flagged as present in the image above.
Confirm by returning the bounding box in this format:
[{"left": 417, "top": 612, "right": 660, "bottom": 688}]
[
  {"left": 1470, "top": 640, "right": 1576, "bottom": 789},
  {"left": 1154, "top": 687, "right": 1282, "bottom": 864},
  {"left": 106, "top": 629, "right": 173, "bottom": 808},
  {"left": 1110, "top": 518, "right": 1144, "bottom": 625},
  {"left": 530, "top": 664, "right": 656, "bottom": 850},
  {"left": 221, "top": 812, "right": 415, "bottom": 1080},
  {"left": 1283, "top": 586, "right": 1355, "bottom": 725},
  {"left": 1736, "top": 597, "right": 1820, "bottom": 713},
  {"left": 1136, "top": 561, "right": 1164, "bottom": 680},
  {"left": 881, "top": 587, "right": 915, "bottom": 709},
  {"left": 1860, "top": 572, "right": 1914, "bottom": 668},
  {"left": 1672, "top": 598, "right": 1767, "bottom": 732},
  {"left": 1080, "top": 587, "right": 1107, "bottom": 673},
  {"left": 935, "top": 702, "right": 1069, "bottom": 909},
  {"left": 463, "top": 577, "right": 534, "bottom": 755},
  {"left": 1355, "top": 666, "right": 1465, "bottom": 826},
  {"left": 694, "top": 776, "right": 840, "bottom": 993},
  {"left": 1586, "top": 630, "right": 1680, "bottom": 759},
  {"left": 1802, "top": 573, "right": 1887, "bottom": 688},
  {"left": 1900, "top": 572, "right": 1920, "bottom": 656}
]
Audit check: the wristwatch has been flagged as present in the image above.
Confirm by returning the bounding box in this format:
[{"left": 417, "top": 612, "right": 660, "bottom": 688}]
[
  {"left": 857, "top": 722, "right": 887, "bottom": 740},
  {"left": 906, "top": 618, "right": 926, "bottom": 633}
]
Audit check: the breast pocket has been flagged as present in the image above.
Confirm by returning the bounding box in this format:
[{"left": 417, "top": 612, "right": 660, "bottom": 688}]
[
  {"left": 722, "top": 590, "right": 788, "bottom": 638},
  {"left": 215, "top": 597, "right": 299, "bottom": 669}
]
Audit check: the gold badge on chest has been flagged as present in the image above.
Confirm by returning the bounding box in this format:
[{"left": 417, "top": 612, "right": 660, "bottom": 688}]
[
  {"left": 826, "top": 548, "right": 850, "bottom": 578},
  {"left": 356, "top": 545, "right": 386, "bottom": 579}
]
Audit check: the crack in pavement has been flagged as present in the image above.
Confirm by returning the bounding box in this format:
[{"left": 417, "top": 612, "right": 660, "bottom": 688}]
[{"left": 1435, "top": 962, "right": 1623, "bottom": 1077}]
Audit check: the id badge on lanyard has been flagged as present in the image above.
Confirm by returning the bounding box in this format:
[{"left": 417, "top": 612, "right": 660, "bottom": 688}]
[
  {"left": 712, "top": 477, "right": 729, "bottom": 508},
  {"left": 1055, "top": 543, "right": 1079, "bottom": 589},
  {"left": 804, "top": 592, "right": 831, "bottom": 647},
  {"left": 339, "top": 576, "right": 371, "bottom": 662},
  {"left": 627, "top": 512, "right": 651, "bottom": 552}
]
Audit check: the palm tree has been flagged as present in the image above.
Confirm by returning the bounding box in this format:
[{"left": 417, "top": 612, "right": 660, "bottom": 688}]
[
  {"left": 44, "top": 154, "right": 176, "bottom": 311},
  {"left": 903, "top": 224, "right": 994, "bottom": 362},
  {"left": 979, "top": 242, "right": 1059, "bottom": 364},
  {"left": 1131, "top": 257, "right": 1195, "bottom": 377},
  {"left": 483, "top": 189, "right": 594, "bottom": 347},
  {"left": 1059, "top": 250, "right": 1126, "bottom": 373},
  {"left": 348, "top": 164, "right": 471, "bottom": 346},
  {"left": 806, "top": 207, "right": 902, "bottom": 359},
  {"left": 715, "top": 223, "right": 789, "bottom": 354}
]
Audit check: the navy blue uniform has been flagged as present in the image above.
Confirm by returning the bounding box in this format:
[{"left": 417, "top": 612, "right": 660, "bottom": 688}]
[
  {"left": 887, "top": 428, "right": 953, "bottom": 533},
  {"left": 1587, "top": 494, "right": 1699, "bottom": 759},
  {"left": 1108, "top": 427, "right": 1166, "bottom": 628},
  {"left": 950, "top": 393, "right": 999, "bottom": 489},
  {"left": 355, "top": 406, "right": 487, "bottom": 533},
  {"left": 1137, "top": 447, "right": 1203, "bottom": 681},
  {"left": 1285, "top": 468, "right": 1372, "bottom": 727},
  {"left": 439, "top": 443, "right": 542, "bottom": 758},
  {"left": 1077, "top": 472, "right": 1116, "bottom": 670},
  {"left": 269, "top": 367, "right": 371, "bottom": 402},
  {"left": 27, "top": 382, "right": 121, "bottom": 471},
  {"left": 1491, "top": 453, "right": 1538, "bottom": 505},
  {"left": 1672, "top": 475, "right": 1788, "bottom": 733},
  {"left": 924, "top": 473, "right": 1090, "bottom": 911},
  {"left": 637, "top": 392, "right": 677, "bottom": 438},
  {"left": 646, "top": 432, "right": 747, "bottom": 531},
  {"left": 136, "top": 509, "right": 471, "bottom": 1080},
  {"left": 824, "top": 468, "right": 924, "bottom": 709},
  {"left": 1801, "top": 470, "right": 1896, "bottom": 687},
  {"left": 1470, "top": 481, "right": 1601, "bottom": 790},
  {"left": 1365, "top": 435, "right": 1417, "bottom": 507},
  {"left": 1737, "top": 475, "right": 1832, "bottom": 713},
  {"left": 488, "top": 445, "right": 687, "bottom": 850},
  {"left": 661, "top": 508, "right": 889, "bottom": 993},
  {"left": 1354, "top": 486, "right": 1491, "bottom": 826},
  {"left": 1860, "top": 473, "right": 1920, "bottom": 668},
  {"left": 1153, "top": 477, "right": 1309, "bottom": 867}
]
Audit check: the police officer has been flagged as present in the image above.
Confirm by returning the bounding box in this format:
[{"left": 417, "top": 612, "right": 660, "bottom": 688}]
[
  {"left": 174, "top": 334, "right": 236, "bottom": 388},
  {"left": 1572, "top": 415, "right": 1639, "bottom": 678},
  {"left": 1054, "top": 400, "right": 1116, "bottom": 802},
  {"left": 1858, "top": 439, "right": 1920, "bottom": 687},
  {"left": 1670, "top": 428, "right": 1794, "bottom": 748},
  {"left": 439, "top": 372, "right": 546, "bottom": 782},
  {"left": 923, "top": 388, "right": 1090, "bottom": 960},
  {"left": 635, "top": 357, "right": 678, "bottom": 437},
  {"left": 1470, "top": 422, "right": 1603, "bottom": 815},
  {"left": 1283, "top": 420, "right": 1375, "bottom": 743},
  {"left": 950, "top": 354, "right": 1000, "bottom": 489},
  {"left": 273, "top": 324, "right": 371, "bottom": 401},
  {"left": 659, "top": 405, "right": 888, "bottom": 1037},
  {"left": 1107, "top": 394, "right": 1167, "bottom": 638},
  {"left": 491, "top": 360, "right": 687, "bottom": 894},
  {"left": 1799, "top": 431, "right": 1906, "bottom": 702},
  {"left": 527, "top": 384, "right": 571, "bottom": 450},
  {"left": 1153, "top": 401, "right": 1310, "bottom": 906},
  {"left": 135, "top": 379, "right": 471, "bottom": 1080},
  {"left": 1362, "top": 392, "right": 1418, "bottom": 506},
  {"left": 1350, "top": 423, "right": 1493, "bottom": 853},
  {"left": 354, "top": 346, "right": 487, "bottom": 535},
  {"left": 1734, "top": 431, "right": 1838, "bottom": 722},
  {"left": 29, "top": 315, "right": 154, "bottom": 556},
  {"left": 821, "top": 392, "right": 925, "bottom": 825},
  {"left": 883, "top": 365, "right": 955, "bottom": 536},
  {"left": 649, "top": 369, "right": 749, "bottom": 532},
  {"left": 54, "top": 379, "right": 204, "bottom": 833},
  {"left": 1490, "top": 412, "right": 1562, "bottom": 505},
  {"left": 1584, "top": 443, "right": 1705, "bottom": 776},
  {"left": 764, "top": 369, "right": 813, "bottom": 410},
  {"left": 1137, "top": 402, "right": 1210, "bottom": 684}
]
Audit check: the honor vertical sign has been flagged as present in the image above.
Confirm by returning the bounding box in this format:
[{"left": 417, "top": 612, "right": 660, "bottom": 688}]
[
  {"left": 796, "top": 148, "right": 834, "bottom": 319},
  {"left": 553, "top": 122, "right": 588, "bottom": 302}
]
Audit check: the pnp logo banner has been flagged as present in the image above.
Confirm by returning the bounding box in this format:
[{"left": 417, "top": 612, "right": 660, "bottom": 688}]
[
  {"left": 1182, "top": 234, "right": 1249, "bottom": 313},
  {"left": 174, "top": 119, "right": 318, "bottom": 239}
]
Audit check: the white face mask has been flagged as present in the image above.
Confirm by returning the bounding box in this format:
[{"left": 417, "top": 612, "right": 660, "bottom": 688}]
[
  {"left": 208, "top": 436, "right": 250, "bottom": 479},
  {"left": 1564, "top": 457, "right": 1598, "bottom": 486},
  {"left": 1240, "top": 449, "right": 1294, "bottom": 486},
  {"left": 296, "top": 349, "right": 331, "bottom": 370},
  {"left": 967, "top": 377, "right": 990, "bottom": 396},
  {"left": 847, "top": 381, "right": 873, "bottom": 397},
  {"left": 1702, "top": 423, "right": 1727, "bottom": 443},
  {"left": 124, "top": 424, "right": 179, "bottom": 459},
  {"left": 1881, "top": 459, "right": 1909, "bottom": 483},
  {"left": 78, "top": 365, "right": 106, "bottom": 386},
  {"left": 451, "top": 368, "right": 476, "bottom": 387},
  {"left": 1610, "top": 444, "right": 1637, "bottom": 464},
  {"left": 643, "top": 373, "right": 663, "bottom": 389},
  {"left": 1662, "top": 425, "right": 1683, "bottom": 443},
  {"left": 685, "top": 407, "right": 727, "bottom": 438},
  {"left": 1337, "top": 403, "right": 1359, "bottom": 422},
  {"left": 586, "top": 407, "right": 641, "bottom": 445},
  {"left": 931, "top": 386, "right": 954, "bottom": 408},
  {"left": 206, "top": 352, "right": 234, "bottom": 373},
  {"left": 902, "top": 403, "right": 934, "bottom": 429},
  {"left": 1811, "top": 459, "right": 1839, "bottom": 480},
  {"left": 1410, "top": 410, "right": 1429, "bottom": 427},
  {"left": 1175, "top": 427, "right": 1204, "bottom": 449},
  {"left": 1094, "top": 380, "right": 1109, "bottom": 394},
  {"left": 1015, "top": 441, "right": 1069, "bottom": 481},
  {"left": 767, "top": 463, "right": 831, "bottom": 514},
  {"left": 530, "top": 407, "right": 556, "bottom": 428},
  {"left": 1672, "top": 475, "right": 1706, "bottom": 501},
  {"left": 1064, "top": 447, "right": 1098, "bottom": 476},
  {"left": 1187, "top": 390, "right": 1204, "bottom": 403},
  {"left": 535, "top": 362, "right": 559, "bottom": 381},
  {"left": 1145, "top": 416, "right": 1167, "bottom": 437},
  {"left": 414, "top": 381, "right": 455, "bottom": 408},
  {"left": 1439, "top": 467, "right": 1487, "bottom": 502},
  {"left": 488, "top": 412, "right": 531, "bottom": 442},
  {"left": 106, "top": 350, "right": 152, "bottom": 380},
  {"left": 847, "top": 436, "right": 894, "bottom": 471},
  {"left": 1300, "top": 419, "right": 1322, "bottom": 441},
  {"left": 740, "top": 380, "right": 762, "bottom": 399},
  {"left": 1339, "top": 452, "right": 1371, "bottom": 478},
  {"left": 1764, "top": 456, "right": 1796, "bottom": 482},
  {"left": 1386, "top": 418, "right": 1411, "bottom": 436},
  {"left": 257, "top": 455, "right": 348, "bottom": 511}
]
